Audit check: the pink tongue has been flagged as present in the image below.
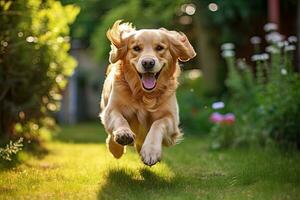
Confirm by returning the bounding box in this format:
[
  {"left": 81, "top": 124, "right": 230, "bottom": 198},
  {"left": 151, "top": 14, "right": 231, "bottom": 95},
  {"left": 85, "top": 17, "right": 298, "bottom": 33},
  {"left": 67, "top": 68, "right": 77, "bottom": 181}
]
[{"left": 141, "top": 73, "right": 156, "bottom": 90}]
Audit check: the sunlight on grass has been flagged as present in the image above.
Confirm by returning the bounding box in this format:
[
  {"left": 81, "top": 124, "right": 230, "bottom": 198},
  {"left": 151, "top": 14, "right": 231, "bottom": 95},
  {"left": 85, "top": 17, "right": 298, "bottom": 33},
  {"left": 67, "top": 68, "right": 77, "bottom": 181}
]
[
  {"left": 1, "top": 122, "right": 300, "bottom": 200},
  {"left": 0, "top": 141, "right": 176, "bottom": 200}
]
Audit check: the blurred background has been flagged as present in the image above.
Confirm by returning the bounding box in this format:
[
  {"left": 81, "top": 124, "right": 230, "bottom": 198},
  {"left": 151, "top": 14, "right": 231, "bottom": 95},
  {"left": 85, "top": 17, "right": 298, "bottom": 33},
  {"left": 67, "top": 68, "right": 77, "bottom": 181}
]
[
  {"left": 0, "top": 0, "right": 299, "bottom": 151},
  {"left": 58, "top": 0, "right": 297, "bottom": 124}
]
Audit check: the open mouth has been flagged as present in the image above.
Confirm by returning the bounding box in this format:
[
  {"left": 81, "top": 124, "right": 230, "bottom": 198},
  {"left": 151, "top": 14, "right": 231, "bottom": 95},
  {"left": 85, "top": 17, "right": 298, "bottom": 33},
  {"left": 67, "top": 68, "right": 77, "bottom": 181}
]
[{"left": 138, "top": 70, "right": 162, "bottom": 91}]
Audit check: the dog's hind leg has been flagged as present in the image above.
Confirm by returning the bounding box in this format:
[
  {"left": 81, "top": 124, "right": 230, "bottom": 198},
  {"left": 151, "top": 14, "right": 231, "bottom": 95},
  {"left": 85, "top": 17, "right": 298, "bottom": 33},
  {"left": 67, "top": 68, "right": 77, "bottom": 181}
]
[{"left": 106, "top": 135, "right": 124, "bottom": 159}]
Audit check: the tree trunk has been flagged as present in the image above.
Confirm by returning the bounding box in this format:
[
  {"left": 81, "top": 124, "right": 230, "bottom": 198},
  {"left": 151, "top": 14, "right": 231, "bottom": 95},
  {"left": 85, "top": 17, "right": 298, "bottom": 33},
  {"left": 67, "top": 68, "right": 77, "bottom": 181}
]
[{"left": 193, "top": 2, "right": 222, "bottom": 95}]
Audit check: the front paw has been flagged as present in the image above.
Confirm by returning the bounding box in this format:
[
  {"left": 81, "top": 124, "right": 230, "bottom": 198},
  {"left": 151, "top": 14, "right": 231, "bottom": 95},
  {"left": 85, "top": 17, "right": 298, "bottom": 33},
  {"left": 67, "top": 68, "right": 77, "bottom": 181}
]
[
  {"left": 140, "top": 144, "right": 162, "bottom": 166},
  {"left": 113, "top": 128, "right": 135, "bottom": 145}
]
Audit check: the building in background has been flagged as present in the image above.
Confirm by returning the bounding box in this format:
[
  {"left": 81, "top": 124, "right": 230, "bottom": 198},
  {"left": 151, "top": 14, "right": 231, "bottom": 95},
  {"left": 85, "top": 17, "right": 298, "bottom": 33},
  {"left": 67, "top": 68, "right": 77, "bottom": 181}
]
[{"left": 57, "top": 40, "right": 105, "bottom": 124}]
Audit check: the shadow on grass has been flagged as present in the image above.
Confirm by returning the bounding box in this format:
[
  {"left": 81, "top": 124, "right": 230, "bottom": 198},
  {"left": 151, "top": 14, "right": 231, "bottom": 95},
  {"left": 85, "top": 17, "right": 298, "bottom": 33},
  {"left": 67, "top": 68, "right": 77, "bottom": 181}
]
[
  {"left": 97, "top": 167, "right": 184, "bottom": 200},
  {"left": 0, "top": 159, "right": 21, "bottom": 170}
]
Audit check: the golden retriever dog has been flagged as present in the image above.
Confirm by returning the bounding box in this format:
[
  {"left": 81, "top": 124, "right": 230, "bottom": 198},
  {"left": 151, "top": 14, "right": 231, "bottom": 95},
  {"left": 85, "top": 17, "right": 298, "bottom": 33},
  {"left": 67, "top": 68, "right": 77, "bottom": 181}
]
[{"left": 100, "top": 20, "right": 196, "bottom": 166}]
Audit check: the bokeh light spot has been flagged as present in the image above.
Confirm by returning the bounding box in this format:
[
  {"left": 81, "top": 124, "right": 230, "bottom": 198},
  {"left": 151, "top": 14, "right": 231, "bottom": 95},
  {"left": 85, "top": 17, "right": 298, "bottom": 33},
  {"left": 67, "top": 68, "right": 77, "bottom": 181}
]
[
  {"left": 208, "top": 3, "right": 218, "bottom": 12},
  {"left": 185, "top": 4, "right": 196, "bottom": 15},
  {"left": 18, "top": 32, "right": 24, "bottom": 37}
]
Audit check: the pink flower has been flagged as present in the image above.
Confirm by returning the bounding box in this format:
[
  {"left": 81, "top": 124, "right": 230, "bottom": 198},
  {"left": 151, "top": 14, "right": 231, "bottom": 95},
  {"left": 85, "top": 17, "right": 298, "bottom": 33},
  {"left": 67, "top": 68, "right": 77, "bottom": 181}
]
[
  {"left": 210, "top": 112, "right": 224, "bottom": 124},
  {"left": 224, "top": 113, "right": 235, "bottom": 125}
]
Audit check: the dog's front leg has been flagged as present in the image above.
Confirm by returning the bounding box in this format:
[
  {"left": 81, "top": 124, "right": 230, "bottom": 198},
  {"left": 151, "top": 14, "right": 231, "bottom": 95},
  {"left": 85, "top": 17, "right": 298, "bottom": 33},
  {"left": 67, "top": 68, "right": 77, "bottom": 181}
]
[
  {"left": 102, "top": 109, "right": 135, "bottom": 146},
  {"left": 140, "top": 117, "right": 174, "bottom": 166}
]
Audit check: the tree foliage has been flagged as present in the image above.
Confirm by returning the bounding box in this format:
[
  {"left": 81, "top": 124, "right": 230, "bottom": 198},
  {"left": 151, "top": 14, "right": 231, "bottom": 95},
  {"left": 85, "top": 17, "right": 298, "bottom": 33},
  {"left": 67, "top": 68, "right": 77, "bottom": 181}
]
[
  {"left": 194, "top": 0, "right": 264, "bottom": 44},
  {"left": 0, "top": 0, "right": 79, "bottom": 141},
  {"left": 90, "top": 0, "right": 185, "bottom": 62}
]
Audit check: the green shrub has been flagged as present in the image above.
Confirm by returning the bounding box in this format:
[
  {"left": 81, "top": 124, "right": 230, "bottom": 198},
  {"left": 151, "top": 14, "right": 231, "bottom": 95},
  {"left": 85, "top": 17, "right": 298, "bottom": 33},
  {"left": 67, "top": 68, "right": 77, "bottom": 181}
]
[
  {"left": 0, "top": 0, "right": 79, "bottom": 143},
  {"left": 258, "top": 65, "right": 300, "bottom": 148},
  {"left": 177, "top": 70, "right": 214, "bottom": 135},
  {"left": 219, "top": 24, "right": 300, "bottom": 149}
]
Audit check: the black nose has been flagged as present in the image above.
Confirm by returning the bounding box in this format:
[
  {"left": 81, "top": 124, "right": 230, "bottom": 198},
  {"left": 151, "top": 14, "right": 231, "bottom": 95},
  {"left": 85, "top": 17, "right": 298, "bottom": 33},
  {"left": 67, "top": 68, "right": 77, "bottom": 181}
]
[{"left": 141, "top": 58, "right": 155, "bottom": 70}]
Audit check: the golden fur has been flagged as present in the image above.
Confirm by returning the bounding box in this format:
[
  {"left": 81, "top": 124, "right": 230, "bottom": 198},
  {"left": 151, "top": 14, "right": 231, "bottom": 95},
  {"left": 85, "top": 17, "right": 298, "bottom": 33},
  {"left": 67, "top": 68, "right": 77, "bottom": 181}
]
[{"left": 100, "top": 20, "right": 196, "bottom": 166}]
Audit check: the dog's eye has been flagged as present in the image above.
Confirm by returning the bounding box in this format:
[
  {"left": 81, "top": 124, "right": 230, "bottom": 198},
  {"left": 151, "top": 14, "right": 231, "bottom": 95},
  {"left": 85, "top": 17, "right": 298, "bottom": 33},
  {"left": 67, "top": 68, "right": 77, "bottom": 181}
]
[
  {"left": 133, "top": 46, "right": 141, "bottom": 52},
  {"left": 155, "top": 45, "right": 164, "bottom": 51}
]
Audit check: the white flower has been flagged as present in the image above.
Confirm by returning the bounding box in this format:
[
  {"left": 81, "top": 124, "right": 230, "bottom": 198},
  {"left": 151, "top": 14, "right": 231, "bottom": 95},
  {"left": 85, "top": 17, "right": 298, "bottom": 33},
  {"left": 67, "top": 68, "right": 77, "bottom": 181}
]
[
  {"left": 212, "top": 101, "right": 225, "bottom": 109},
  {"left": 288, "top": 36, "right": 297, "bottom": 43},
  {"left": 284, "top": 45, "right": 296, "bottom": 52},
  {"left": 260, "top": 53, "right": 269, "bottom": 60},
  {"left": 221, "top": 50, "right": 235, "bottom": 58},
  {"left": 251, "top": 54, "right": 260, "bottom": 61},
  {"left": 251, "top": 53, "right": 269, "bottom": 61},
  {"left": 221, "top": 43, "right": 235, "bottom": 51},
  {"left": 281, "top": 68, "right": 287, "bottom": 75},
  {"left": 265, "top": 32, "right": 283, "bottom": 43},
  {"left": 237, "top": 59, "right": 247, "bottom": 70},
  {"left": 250, "top": 36, "right": 261, "bottom": 44},
  {"left": 277, "top": 41, "right": 289, "bottom": 48},
  {"left": 265, "top": 46, "right": 280, "bottom": 54},
  {"left": 264, "top": 23, "right": 278, "bottom": 32}
]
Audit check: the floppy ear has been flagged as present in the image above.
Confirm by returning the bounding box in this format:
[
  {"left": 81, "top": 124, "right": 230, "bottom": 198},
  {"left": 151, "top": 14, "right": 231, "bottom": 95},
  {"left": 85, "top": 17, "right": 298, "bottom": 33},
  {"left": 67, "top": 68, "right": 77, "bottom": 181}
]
[
  {"left": 160, "top": 28, "right": 196, "bottom": 62},
  {"left": 106, "top": 20, "right": 135, "bottom": 63}
]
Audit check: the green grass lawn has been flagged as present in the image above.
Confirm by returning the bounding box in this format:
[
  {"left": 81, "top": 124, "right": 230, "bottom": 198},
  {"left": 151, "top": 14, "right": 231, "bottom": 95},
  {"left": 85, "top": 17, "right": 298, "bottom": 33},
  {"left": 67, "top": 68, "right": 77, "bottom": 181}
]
[{"left": 0, "top": 122, "right": 300, "bottom": 200}]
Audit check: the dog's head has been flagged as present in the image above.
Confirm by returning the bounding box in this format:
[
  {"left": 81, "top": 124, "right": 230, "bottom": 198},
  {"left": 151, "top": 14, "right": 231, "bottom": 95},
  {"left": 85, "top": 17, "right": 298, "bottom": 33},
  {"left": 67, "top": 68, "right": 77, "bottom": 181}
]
[{"left": 107, "top": 20, "right": 196, "bottom": 92}]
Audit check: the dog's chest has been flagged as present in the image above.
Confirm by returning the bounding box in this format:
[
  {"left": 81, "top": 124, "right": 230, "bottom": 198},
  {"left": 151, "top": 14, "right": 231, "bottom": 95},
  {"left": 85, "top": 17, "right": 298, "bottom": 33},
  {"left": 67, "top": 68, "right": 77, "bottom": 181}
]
[{"left": 121, "top": 104, "right": 149, "bottom": 127}]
